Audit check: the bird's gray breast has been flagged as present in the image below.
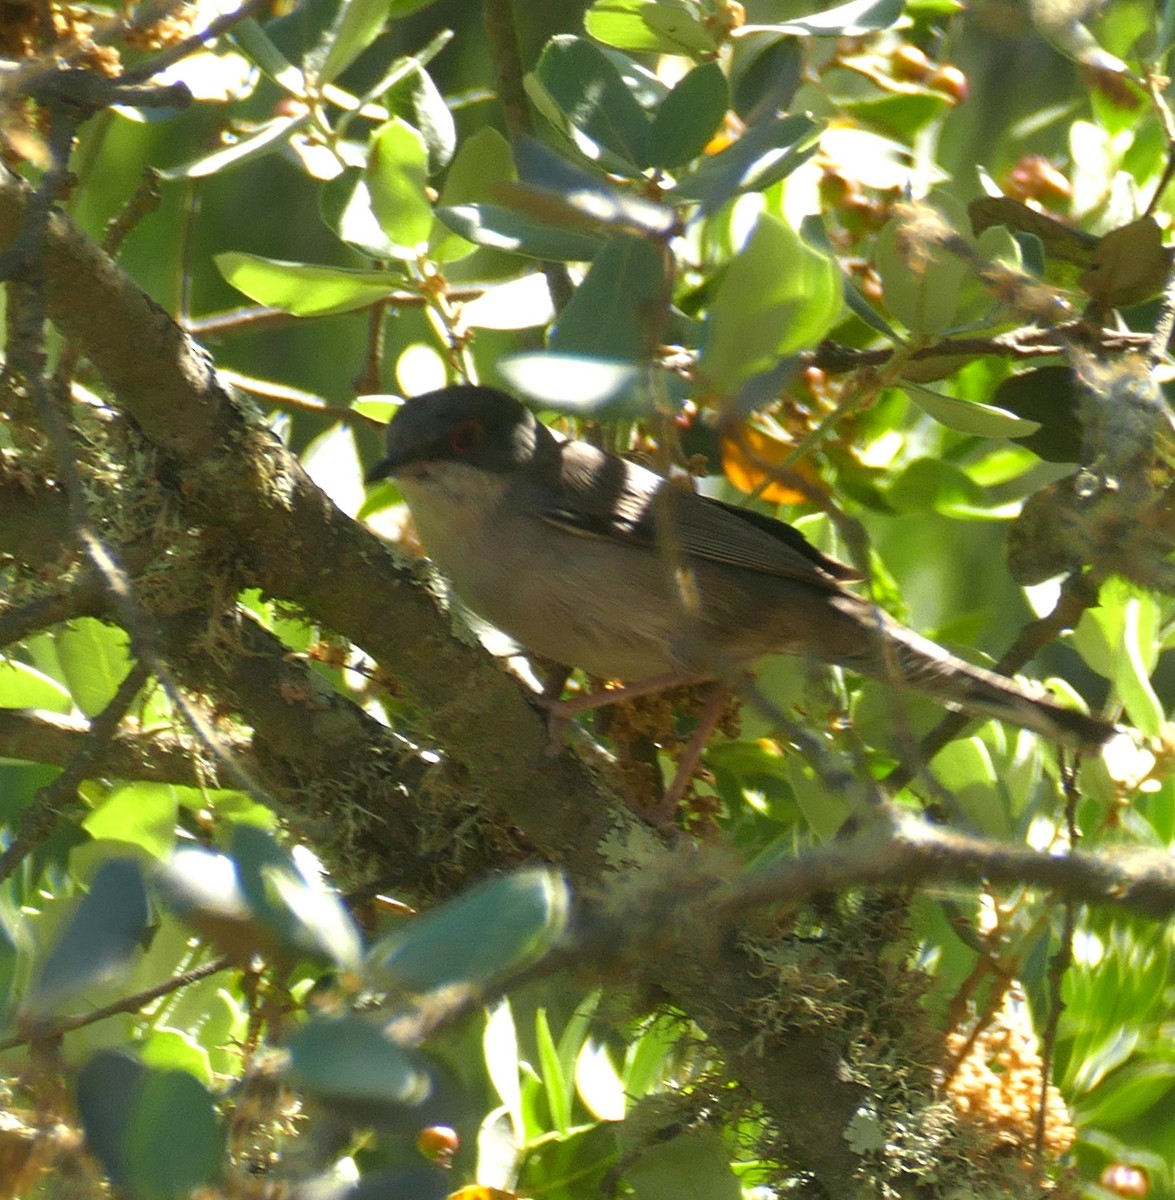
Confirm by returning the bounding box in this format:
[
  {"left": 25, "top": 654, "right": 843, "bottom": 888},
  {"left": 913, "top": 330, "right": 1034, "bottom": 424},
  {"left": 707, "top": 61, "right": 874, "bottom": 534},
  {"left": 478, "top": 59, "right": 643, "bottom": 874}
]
[{"left": 398, "top": 465, "right": 682, "bottom": 679}]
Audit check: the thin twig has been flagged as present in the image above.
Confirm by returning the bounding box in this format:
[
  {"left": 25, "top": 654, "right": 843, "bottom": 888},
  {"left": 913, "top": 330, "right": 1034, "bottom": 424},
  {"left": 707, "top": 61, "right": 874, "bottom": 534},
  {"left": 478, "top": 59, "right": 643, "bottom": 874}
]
[{"left": 0, "top": 955, "right": 231, "bottom": 1051}]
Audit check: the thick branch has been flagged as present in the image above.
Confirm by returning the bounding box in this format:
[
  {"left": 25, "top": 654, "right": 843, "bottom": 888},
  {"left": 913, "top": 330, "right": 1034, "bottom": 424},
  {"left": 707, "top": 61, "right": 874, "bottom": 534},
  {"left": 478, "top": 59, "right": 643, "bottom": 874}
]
[{"left": 0, "top": 172, "right": 632, "bottom": 881}]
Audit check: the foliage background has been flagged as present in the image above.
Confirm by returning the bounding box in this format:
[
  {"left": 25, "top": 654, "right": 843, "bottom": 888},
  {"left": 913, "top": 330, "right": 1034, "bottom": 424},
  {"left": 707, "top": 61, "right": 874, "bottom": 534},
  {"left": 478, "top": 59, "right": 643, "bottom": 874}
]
[{"left": 1, "top": 0, "right": 1175, "bottom": 1199}]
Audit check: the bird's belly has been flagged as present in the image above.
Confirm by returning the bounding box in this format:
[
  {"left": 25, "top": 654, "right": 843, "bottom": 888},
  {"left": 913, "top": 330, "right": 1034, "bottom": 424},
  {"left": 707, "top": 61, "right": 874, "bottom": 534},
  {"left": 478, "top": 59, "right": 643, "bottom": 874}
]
[{"left": 404, "top": 493, "right": 680, "bottom": 680}]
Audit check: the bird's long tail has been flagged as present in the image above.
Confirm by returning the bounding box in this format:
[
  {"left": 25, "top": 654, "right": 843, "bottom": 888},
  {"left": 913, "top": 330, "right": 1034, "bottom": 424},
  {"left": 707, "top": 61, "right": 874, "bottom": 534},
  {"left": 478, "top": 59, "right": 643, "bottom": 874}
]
[{"left": 849, "top": 605, "right": 1115, "bottom": 752}]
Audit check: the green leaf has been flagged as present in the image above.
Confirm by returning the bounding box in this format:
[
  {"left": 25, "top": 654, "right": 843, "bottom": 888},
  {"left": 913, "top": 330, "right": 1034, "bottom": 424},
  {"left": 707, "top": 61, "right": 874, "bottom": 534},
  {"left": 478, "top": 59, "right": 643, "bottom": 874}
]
[
  {"left": 701, "top": 212, "right": 841, "bottom": 394},
  {"left": 484, "top": 999, "right": 524, "bottom": 1136},
  {"left": 931, "top": 737, "right": 1010, "bottom": 838},
  {"left": 549, "top": 235, "right": 666, "bottom": 362},
  {"left": 518, "top": 1123, "right": 619, "bottom": 1198},
  {"left": 899, "top": 381, "right": 1042, "bottom": 438},
  {"left": 124, "top": 1070, "right": 224, "bottom": 1199},
  {"left": 530, "top": 36, "right": 651, "bottom": 171},
  {"left": 54, "top": 618, "right": 132, "bottom": 717},
  {"left": 0, "top": 658, "right": 71, "bottom": 712},
  {"left": 622, "top": 1128, "right": 741, "bottom": 1200},
  {"left": 384, "top": 61, "right": 455, "bottom": 174},
  {"left": 215, "top": 253, "right": 401, "bottom": 316},
  {"left": 1117, "top": 592, "right": 1164, "bottom": 736},
  {"left": 731, "top": 33, "right": 803, "bottom": 120},
  {"left": 366, "top": 867, "right": 569, "bottom": 996},
  {"left": 158, "top": 114, "right": 309, "bottom": 182},
  {"left": 287, "top": 1013, "right": 436, "bottom": 1104},
  {"left": 83, "top": 782, "right": 178, "bottom": 860},
  {"left": 535, "top": 1008, "right": 571, "bottom": 1132},
  {"left": 429, "top": 126, "right": 517, "bottom": 263},
  {"left": 497, "top": 353, "right": 643, "bottom": 415},
  {"left": 77, "top": 1051, "right": 148, "bottom": 1190},
  {"left": 885, "top": 458, "right": 1016, "bottom": 519},
  {"left": 0, "top": 902, "right": 24, "bottom": 1020},
  {"left": 647, "top": 63, "right": 728, "bottom": 168},
  {"left": 756, "top": 0, "right": 905, "bottom": 35},
  {"left": 434, "top": 204, "right": 604, "bottom": 261},
  {"left": 584, "top": 0, "right": 716, "bottom": 56},
  {"left": 316, "top": 0, "right": 393, "bottom": 85},
  {"left": 227, "top": 18, "right": 305, "bottom": 92},
  {"left": 991, "top": 366, "right": 1084, "bottom": 463},
  {"left": 670, "top": 113, "right": 820, "bottom": 211},
  {"left": 322, "top": 170, "right": 401, "bottom": 259},
  {"left": 874, "top": 212, "right": 969, "bottom": 334},
  {"left": 366, "top": 118, "right": 434, "bottom": 257},
  {"left": 138, "top": 1027, "right": 214, "bottom": 1086},
  {"left": 29, "top": 858, "right": 151, "bottom": 1016},
  {"left": 231, "top": 825, "right": 363, "bottom": 971}
]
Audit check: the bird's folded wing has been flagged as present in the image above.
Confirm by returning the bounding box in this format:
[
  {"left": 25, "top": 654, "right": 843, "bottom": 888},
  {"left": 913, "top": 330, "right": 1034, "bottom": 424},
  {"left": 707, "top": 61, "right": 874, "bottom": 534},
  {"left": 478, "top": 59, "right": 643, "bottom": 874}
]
[{"left": 541, "top": 441, "right": 859, "bottom": 590}]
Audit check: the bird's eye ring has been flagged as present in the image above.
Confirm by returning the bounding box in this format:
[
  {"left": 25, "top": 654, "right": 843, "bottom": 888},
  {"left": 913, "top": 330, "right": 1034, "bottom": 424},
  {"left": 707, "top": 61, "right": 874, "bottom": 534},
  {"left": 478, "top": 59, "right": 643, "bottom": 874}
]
[{"left": 449, "top": 419, "right": 483, "bottom": 455}]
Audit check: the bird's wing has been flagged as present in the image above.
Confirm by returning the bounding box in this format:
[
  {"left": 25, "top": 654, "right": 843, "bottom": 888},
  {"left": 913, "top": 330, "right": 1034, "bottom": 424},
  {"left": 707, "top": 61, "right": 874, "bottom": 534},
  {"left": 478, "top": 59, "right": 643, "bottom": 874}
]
[{"left": 539, "top": 440, "right": 859, "bottom": 589}]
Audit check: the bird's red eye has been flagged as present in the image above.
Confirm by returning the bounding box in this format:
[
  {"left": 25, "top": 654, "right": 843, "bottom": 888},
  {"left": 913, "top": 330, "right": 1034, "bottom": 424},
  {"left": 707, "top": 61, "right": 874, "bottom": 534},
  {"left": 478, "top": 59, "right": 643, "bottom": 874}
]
[{"left": 449, "top": 419, "right": 483, "bottom": 455}]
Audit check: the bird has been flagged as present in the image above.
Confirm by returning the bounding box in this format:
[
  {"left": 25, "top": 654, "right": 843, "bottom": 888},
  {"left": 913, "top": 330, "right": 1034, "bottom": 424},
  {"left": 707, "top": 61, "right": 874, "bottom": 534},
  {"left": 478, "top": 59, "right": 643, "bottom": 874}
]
[{"left": 365, "top": 383, "right": 1113, "bottom": 810}]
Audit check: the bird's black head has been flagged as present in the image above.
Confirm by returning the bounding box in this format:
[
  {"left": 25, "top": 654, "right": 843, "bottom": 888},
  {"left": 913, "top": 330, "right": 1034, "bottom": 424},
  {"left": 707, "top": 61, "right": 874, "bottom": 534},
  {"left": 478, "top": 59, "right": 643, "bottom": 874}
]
[{"left": 365, "top": 384, "right": 540, "bottom": 485}]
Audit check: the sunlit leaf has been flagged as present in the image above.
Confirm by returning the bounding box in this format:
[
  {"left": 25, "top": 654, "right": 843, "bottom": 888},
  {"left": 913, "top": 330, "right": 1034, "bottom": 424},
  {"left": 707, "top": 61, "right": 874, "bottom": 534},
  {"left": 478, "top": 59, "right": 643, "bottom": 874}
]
[
  {"left": 29, "top": 858, "right": 151, "bottom": 1016},
  {"left": 366, "top": 867, "right": 569, "bottom": 996},
  {"left": 215, "top": 253, "right": 401, "bottom": 316}
]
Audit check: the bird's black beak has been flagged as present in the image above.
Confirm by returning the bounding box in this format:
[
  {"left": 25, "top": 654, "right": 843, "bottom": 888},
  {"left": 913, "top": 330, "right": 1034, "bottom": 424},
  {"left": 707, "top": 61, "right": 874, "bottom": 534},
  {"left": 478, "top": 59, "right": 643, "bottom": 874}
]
[{"left": 364, "top": 456, "right": 396, "bottom": 486}]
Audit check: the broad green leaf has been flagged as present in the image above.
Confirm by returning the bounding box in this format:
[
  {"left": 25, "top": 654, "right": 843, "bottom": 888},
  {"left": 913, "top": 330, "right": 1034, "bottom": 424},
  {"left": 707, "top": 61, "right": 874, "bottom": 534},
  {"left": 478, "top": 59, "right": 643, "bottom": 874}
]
[
  {"left": 321, "top": 170, "right": 401, "bottom": 259},
  {"left": 874, "top": 212, "right": 969, "bottom": 334},
  {"left": 231, "top": 825, "right": 363, "bottom": 971},
  {"left": 29, "top": 858, "right": 151, "bottom": 1016},
  {"left": 549, "top": 236, "right": 666, "bottom": 362},
  {"left": 576, "top": 1039, "right": 626, "bottom": 1120},
  {"left": 743, "top": 0, "right": 904, "bottom": 35},
  {"left": 885, "top": 458, "right": 1017, "bottom": 519},
  {"left": 0, "top": 902, "right": 24, "bottom": 1020},
  {"left": 429, "top": 126, "right": 517, "bottom": 263},
  {"left": 77, "top": 1051, "right": 148, "bottom": 1190},
  {"left": 366, "top": 867, "right": 569, "bottom": 995},
  {"left": 623, "top": 1013, "right": 683, "bottom": 1100},
  {"left": 931, "top": 737, "right": 1010, "bottom": 839},
  {"left": 139, "top": 1027, "right": 213, "bottom": 1086},
  {"left": 622, "top": 1128, "right": 740, "bottom": 1200},
  {"left": 496, "top": 353, "right": 642, "bottom": 415},
  {"left": 1117, "top": 594, "right": 1164, "bottom": 736},
  {"left": 54, "top": 618, "right": 132, "bottom": 717},
  {"left": 124, "top": 1069, "right": 224, "bottom": 1199},
  {"left": 227, "top": 18, "right": 305, "bottom": 92},
  {"left": 0, "top": 658, "right": 71, "bottom": 712},
  {"left": 670, "top": 113, "right": 820, "bottom": 211},
  {"left": 158, "top": 113, "right": 309, "bottom": 182},
  {"left": 899, "top": 381, "right": 1041, "bottom": 438},
  {"left": 484, "top": 999, "right": 523, "bottom": 1138},
  {"left": 435, "top": 203, "right": 604, "bottom": 261},
  {"left": 316, "top": 0, "right": 392, "bottom": 85},
  {"left": 287, "top": 1013, "right": 435, "bottom": 1104},
  {"left": 366, "top": 118, "right": 434, "bottom": 257},
  {"left": 518, "top": 1122, "right": 619, "bottom": 1198},
  {"left": 1075, "top": 1058, "right": 1175, "bottom": 1129},
  {"left": 83, "top": 782, "right": 178, "bottom": 860},
  {"left": 647, "top": 62, "right": 728, "bottom": 168},
  {"left": 462, "top": 274, "right": 554, "bottom": 330},
  {"left": 991, "top": 366, "right": 1083, "bottom": 463},
  {"left": 731, "top": 32, "right": 803, "bottom": 120},
  {"left": 384, "top": 61, "right": 455, "bottom": 174},
  {"left": 530, "top": 36, "right": 650, "bottom": 171},
  {"left": 701, "top": 212, "right": 841, "bottom": 394},
  {"left": 584, "top": 0, "right": 716, "bottom": 54},
  {"left": 215, "top": 253, "right": 401, "bottom": 316}
]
